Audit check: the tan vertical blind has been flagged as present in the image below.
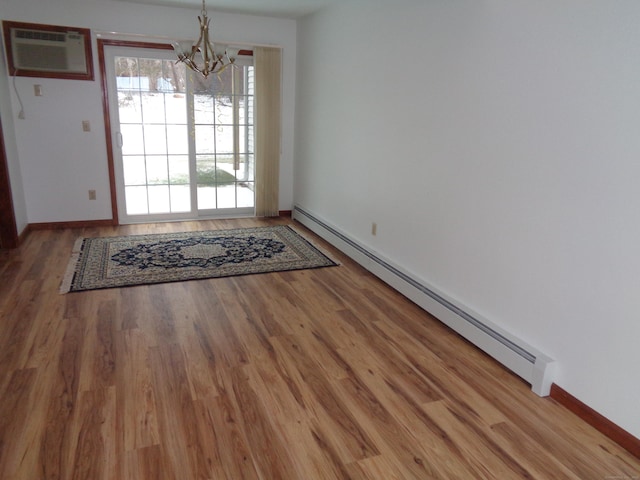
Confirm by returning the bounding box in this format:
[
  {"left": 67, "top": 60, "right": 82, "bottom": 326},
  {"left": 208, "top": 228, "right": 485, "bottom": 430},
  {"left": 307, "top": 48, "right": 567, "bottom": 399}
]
[{"left": 254, "top": 46, "right": 282, "bottom": 217}]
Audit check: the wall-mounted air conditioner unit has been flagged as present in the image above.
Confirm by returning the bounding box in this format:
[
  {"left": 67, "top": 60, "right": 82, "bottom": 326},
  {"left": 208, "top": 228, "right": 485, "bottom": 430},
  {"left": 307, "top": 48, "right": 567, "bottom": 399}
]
[{"left": 2, "top": 21, "right": 94, "bottom": 81}]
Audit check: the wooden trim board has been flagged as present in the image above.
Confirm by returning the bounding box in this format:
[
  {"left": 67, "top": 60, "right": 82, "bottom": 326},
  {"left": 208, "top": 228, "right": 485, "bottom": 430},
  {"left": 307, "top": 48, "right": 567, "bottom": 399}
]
[{"left": 28, "top": 219, "right": 116, "bottom": 230}]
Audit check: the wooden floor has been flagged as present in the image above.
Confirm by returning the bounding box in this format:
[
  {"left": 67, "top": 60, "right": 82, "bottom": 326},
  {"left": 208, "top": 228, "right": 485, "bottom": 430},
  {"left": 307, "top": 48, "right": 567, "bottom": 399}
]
[{"left": 1, "top": 217, "right": 639, "bottom": 479}]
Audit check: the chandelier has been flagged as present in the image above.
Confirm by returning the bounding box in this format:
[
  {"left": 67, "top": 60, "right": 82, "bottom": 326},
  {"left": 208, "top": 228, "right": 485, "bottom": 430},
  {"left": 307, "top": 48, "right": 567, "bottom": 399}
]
[{"left": 172, "top": 0, "right": 236, "bottom": 78}]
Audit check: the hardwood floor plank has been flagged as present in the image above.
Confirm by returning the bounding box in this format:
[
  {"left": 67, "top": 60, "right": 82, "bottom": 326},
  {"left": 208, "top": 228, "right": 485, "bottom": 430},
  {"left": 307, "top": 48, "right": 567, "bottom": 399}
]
[
  {"left": 348, "top": 453, "right": 421, "bottom": 480},
  {"left": 229, "top": 274, "right": 295, "bottom": 337},
  {"left": 372, "top": 317, "right": 509, "bottom": 427},
  {"left": 181, "top": 330, "right": 222, "bottom": 400},
  {"left": 490, "top": 422, "right": 583, "bottom": 480},
  {"left": 0, "top": 218, "right": 638, "bottom": 479},
  {"left": 245, "top": 362, "right": 356, "bottom": 480},
  {"left": 117, "top": 287, "right": 143, "bottom": 331},
  {"left": 337, "top": 372, "right": 477, "bottom": 479},
  {"left": 335, "top": 341, "right": 448, "bottom": 448},
  {"left": 270, "top": 335, "right": 380, "bottom": 463},
  {"left": 149, "top": 343, "right": 210, "bottom": 479},
  {"left": 38, "top": 304, "right": 85, "bottom": 479},
  {"left": 336, "top": 308, "right": 442, "bottom": 405},
  {"left": 228, "top": 365, "right": 301, "bottom": 479},
  {"left": 421, "top": 400, "right": 533, "bottom": 479},
  {"left": 191, "top": 280, "right": 250, "bottom": 368},
  {"left": 144, "top": 285, "right": 180, "bottom": 346},
  {"left": 115, "top": 328, "right": 160, "bottom": 452},
  {"left": 68, "top": 387, "right": 116, "bottom": 480},
  {"left": 291, "top": 326, "right": 354, "bottom": 381},
  {"left": 211, "top": 278, "right": 279, "bottom": 365},
  {"left": 20, "top": 298, "right": 67, "bottom": 371},
  {"left": 193, "top": 393, "right": 261, "bottom": 480},
  {"left": 0, "top": 368, "right": 38, "bottom": 477},
  {"left": 77, "top": 296, "right": 117, "bottom": 392},
  {"left": 2, "top": 340, "right": 74, "bottom": 480},
  {"left": 124, "top": 445, "right": 164, "bottom": 480},
  {"left": 0, "top": 280, "right": 41, "bottom": 375}
]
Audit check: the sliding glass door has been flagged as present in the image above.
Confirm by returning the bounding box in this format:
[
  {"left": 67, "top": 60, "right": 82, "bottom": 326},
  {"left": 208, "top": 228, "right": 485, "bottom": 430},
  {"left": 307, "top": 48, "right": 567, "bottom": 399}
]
[{"left": 104, "top": 46, "right": 254, "bottom": 223}]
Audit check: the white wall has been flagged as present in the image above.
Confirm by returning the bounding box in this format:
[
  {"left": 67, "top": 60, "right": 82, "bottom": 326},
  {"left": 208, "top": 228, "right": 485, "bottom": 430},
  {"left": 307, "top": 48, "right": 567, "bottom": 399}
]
[
  {"left": 295, "top": 0, "right": 640, "bottom": 438},
  {"left": 0, "top": 0, "right": 296, "bottom": 222}
]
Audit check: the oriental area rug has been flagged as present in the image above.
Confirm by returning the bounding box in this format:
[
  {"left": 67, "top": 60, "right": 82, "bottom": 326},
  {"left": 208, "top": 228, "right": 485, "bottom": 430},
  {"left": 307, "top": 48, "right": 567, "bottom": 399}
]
[{"left": 60, "top": 225, "right": 337, "bottom": 293}]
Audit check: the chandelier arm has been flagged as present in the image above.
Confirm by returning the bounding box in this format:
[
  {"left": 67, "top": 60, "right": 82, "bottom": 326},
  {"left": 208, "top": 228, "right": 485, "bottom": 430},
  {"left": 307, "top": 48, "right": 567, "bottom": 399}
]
[{"left": 191, "top": 15, "right": 205, "bottom": 59}]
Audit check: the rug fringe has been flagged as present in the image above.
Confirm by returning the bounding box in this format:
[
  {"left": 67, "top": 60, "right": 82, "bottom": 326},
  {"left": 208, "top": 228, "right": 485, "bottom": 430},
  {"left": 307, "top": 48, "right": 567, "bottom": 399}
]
[{"left": 59, "top": 237, "right": 85, "bottom": 294}]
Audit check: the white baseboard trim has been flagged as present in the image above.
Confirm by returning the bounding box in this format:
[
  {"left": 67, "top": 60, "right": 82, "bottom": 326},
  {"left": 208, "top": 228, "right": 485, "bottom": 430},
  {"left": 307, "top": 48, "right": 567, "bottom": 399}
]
[{"left": 293, "top": 205, "right": 555, "bottom": 397}]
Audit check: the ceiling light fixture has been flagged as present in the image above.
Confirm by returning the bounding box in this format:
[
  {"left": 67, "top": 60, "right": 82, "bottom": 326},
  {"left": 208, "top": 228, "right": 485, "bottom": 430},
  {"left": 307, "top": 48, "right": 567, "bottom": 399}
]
[{"left": 172, "top": 0, "right": 236, "bottom": 78}]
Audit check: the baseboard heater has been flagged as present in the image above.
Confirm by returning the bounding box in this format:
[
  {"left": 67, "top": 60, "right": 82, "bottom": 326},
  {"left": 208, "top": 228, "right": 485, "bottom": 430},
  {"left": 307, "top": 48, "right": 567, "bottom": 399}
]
[{"left": 293, "top": 205, "right": 555, "bottom": 397}]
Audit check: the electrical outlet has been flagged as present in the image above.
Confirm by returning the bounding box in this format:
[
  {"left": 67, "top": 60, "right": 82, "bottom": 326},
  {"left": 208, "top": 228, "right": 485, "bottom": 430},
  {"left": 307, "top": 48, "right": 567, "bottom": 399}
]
[
  {"left": 371, "top": 222, "right": 377, "bottom": 236},
  {"left": 82, "top": 120, "right": 91, "bottom": 132},
  {"left": 88, "top": 190, "right": 96, "bottom": 200},
  {"left": 34, "top": 84, "right": 43, "bottom": 96}
]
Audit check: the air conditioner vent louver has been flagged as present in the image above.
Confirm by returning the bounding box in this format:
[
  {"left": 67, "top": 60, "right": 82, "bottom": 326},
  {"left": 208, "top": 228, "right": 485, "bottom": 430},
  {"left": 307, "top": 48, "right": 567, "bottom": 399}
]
[
  {"left": 15, "top": 43, "right": 68, "bottom": 70},
  {"left": 15, "top": 29, "right": 66, "bottom": 42}
]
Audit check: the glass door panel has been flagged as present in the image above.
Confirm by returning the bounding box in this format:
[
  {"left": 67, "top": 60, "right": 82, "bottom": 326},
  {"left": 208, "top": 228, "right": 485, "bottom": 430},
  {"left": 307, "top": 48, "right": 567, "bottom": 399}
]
[
  {"left": 113, "top": 54, "right": 190, "bottom": 220},
  {"left": 193, "top": 65, "right": 255, "bottom": 214}
]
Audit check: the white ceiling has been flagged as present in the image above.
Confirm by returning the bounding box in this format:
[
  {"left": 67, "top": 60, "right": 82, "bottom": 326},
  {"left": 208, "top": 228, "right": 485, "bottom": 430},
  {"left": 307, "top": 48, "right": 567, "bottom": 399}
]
[{"left": 113, "top": 0, "right": 339, "bottom": 19}]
